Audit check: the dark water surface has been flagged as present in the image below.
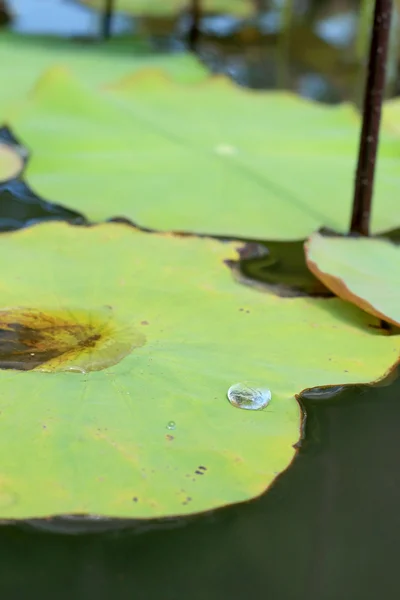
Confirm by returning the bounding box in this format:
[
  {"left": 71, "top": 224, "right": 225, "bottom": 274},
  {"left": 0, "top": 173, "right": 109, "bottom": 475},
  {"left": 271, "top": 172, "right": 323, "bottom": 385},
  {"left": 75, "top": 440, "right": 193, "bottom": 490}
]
[{"left": 0, "top": 371, "right": 399, "bottom": 599}]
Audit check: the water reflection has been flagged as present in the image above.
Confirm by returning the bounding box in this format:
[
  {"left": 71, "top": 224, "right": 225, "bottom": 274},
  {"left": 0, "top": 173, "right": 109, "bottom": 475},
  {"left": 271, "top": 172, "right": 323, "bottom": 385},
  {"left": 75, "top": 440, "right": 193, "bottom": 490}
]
[{"left": 7, "top": 0, "right": 132, "bottom": 37}]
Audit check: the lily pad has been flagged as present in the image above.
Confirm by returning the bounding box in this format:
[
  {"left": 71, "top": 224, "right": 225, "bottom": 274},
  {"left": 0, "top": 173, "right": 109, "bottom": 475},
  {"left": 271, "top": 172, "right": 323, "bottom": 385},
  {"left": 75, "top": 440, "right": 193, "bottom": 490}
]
[
  {"left": 305, "top": 232, "right": 400, "bottom": 327},
  {"left": 0, "top": 33, "right": 207, "bottom": 111},
  {"left": 6, "top": 69, "right": 400, "bottom": 240},
  {"left": 0, "top": 144, "right": 23, "bottom": 182},
  {"left": 77, "top": 0, "right": 252, "bottom": 17},
  {"left": 0, "top": 222, "right": 399, "bottom": 519}
]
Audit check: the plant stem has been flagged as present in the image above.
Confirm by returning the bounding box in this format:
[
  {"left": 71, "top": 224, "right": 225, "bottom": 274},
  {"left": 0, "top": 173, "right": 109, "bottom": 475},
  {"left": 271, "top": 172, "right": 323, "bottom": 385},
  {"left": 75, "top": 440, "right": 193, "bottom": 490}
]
[
  {"left": 188, "top": 0, "right": 201, "bottom": 52},
  {"left": 277, "top": 0, "right": 294, "bottom": 89},
  {"left": 101, "top": 0, "right": 114, "bottom": 40},
  {"left": 350, "top": 0, "right": 393, "bottom": 236}
]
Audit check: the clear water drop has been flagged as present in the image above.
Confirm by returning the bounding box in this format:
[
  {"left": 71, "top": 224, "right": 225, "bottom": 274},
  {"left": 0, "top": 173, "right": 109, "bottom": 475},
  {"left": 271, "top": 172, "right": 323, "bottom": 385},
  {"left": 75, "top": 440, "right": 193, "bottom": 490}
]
[
  {"left": 166, "top": 421, "right": 176, "bottom": 430},
  {"left": 227, "top": 383, "right": 271, "bottom": 410}
]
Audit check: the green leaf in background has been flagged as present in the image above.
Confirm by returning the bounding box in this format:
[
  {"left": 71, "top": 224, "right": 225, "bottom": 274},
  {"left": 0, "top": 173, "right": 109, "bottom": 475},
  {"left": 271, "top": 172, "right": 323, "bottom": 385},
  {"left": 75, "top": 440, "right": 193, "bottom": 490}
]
[
  {"left": 0, "top": 222, "right": 399, "bottom": 519},
  {"left": 383, "top": 98, "right": 400, "bottom": 137},
  {"left": 305, "top": 232, "right": 400, "bottom": 327},
  {"left": 6, "top": 69, "right": 399, "bottom": 240},
  {"left": 0, "top": 143, "right": 23, "bottom": 182},
  {"left": 0, "top": 33, "right": 207, "bottom": 111},
  {"left": 77, "top": 0, "right": 252, "bottom": 17}
]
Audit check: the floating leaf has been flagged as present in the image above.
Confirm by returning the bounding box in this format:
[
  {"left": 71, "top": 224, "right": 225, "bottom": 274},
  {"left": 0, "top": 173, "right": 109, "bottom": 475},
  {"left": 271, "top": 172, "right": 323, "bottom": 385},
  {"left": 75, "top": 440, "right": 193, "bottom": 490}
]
[
  {"left": 305, "top": 232, "right": 400, "bottom": 327},
  {"left": 77, "top": 0, "right": 252, "bottom": 17},
  {"left": 6, "top": 70, "right": 399, "bottom": 240},
  {"left": 382, "top": 98, "right": 400, "bottom": 136},
  {"left": 0, "top": 33, "right": 207, "bottom": 111},
  {"left": 0, "top": 222, "right": 398, "bottom": 519},
  {"left": 0, "top": 144, "right": 23, "bottom": 183}
]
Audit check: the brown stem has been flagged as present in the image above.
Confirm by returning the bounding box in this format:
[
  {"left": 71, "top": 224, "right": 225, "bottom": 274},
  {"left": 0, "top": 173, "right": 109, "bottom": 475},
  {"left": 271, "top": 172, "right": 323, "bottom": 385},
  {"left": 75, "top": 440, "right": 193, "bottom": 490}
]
[
  {"left": 188, "top": 0, "right": 201, "bottom": 52},
  {"left": 350, "top": 0, "right": 393, "bottom": 236},
  {"left": 101, "top": 0, "right": 114, "bottom": 40}
]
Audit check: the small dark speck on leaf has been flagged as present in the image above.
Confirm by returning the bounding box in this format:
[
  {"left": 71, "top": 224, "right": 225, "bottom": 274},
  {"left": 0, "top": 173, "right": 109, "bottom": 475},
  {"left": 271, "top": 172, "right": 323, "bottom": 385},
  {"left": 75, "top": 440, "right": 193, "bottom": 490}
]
[
  {"left": 246, "top": 310, "right": 250, "bottom": 314},
  {"left": 166, "top": 434, "right": 174, "bottom": 441},
  {"left": 198, "top": 466, "right": 207, "bottom": 471},
  {"left": 344, "top": 370, "right": 349, "bottom": 373},
  {"left": 141, "top": 321, "right": 149, "bottom": 326},
  {"left": 42, "top": 424, "right": 47, "bottom": 429},
  {"left": 239, "top": 308, "right": 244, "bottom": 312},
  {"left": 195, "top": 470, "right": 205, "bottom": 475},
  {"left": 132, "top": 497, "right": 138, "bottom": 502}
]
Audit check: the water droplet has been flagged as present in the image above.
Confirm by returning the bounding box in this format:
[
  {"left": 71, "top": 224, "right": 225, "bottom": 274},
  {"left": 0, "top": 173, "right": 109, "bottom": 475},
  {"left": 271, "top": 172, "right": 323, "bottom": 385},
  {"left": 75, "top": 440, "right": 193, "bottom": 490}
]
[
  {"left": 227, "top": 383, "right": 271, "bottom": 410},
  {"left": 166, "top": 421, "right": 176, "bottom": 430}
]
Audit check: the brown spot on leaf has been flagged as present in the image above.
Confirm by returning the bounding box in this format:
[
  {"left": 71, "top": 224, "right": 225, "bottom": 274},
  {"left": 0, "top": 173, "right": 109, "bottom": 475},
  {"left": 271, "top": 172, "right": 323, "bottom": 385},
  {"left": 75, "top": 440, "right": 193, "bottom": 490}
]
[{"left": 0, "top": 307, "right": 145, "bottom": 372}]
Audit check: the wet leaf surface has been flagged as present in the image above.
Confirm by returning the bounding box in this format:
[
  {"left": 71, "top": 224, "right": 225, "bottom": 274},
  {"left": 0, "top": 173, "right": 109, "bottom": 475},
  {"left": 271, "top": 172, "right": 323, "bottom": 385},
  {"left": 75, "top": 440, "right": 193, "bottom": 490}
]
[
  {"left": 0, "top": 222, "right": 398, "bottom": 519},
  {"left": 305, "top": 232, "right": 400, "bottom": 328}
]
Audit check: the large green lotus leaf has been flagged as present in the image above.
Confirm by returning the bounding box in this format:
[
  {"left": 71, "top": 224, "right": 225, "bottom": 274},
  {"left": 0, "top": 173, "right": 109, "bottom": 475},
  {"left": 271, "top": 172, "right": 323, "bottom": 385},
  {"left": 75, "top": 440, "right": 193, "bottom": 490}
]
[
  {"left": 7, "top": 69, "right": 399, "bottom": 240},
  {"left": 77, "top": 0, "right": 251, "bottom": 16},
  {"left": 306, "top": 232, "right": 400, "bottom": 327},
  {"left": 383, "top": 98, "right": 400, "bottom": 137},
  {"left": 0, "top": 223, "right": 399, "bottom": 519},
  {"left": 0, "top": 32, "right": 207, "bottom": 111}
]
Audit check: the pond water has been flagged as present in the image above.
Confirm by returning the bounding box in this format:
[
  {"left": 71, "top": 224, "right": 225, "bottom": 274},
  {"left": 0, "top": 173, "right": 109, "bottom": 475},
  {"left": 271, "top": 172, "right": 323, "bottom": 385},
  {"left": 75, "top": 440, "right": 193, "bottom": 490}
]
[
  {"left": 0, "top": 371, "right": 399, "bottom": 599},
  {"left": 0, "top": 2, "right": 399, "bottom": 599}
]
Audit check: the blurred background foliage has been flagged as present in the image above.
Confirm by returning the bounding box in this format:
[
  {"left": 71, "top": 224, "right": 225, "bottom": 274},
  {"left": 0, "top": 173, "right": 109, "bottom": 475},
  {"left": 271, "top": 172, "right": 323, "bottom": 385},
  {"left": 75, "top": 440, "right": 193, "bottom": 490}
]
[{"left": 1, "top": 0, "right": 399, "bottom": 105}]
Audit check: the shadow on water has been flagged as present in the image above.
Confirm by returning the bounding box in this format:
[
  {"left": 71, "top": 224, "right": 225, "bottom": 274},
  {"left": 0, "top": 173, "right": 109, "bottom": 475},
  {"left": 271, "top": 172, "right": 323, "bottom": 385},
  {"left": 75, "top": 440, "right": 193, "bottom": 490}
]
[{"left": 0, "top": 369, "right": 399, "bottom": 599}]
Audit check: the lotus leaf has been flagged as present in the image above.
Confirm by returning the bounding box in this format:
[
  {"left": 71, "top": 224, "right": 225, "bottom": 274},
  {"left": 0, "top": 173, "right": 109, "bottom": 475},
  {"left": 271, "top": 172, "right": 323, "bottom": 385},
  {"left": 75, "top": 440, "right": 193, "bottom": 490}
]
[
  {"left": 383, "top": 98, "right": 400, "bottom": 137},
  {"left": 6, "top": 69, "right": 400, "bottom": 240},
  {"left": 0, "top": 144, "right": 23, "bottom": 182},
  {"left": 77, "top": 0, "right": 252, "bottom": 17},
  {"left": 0, "top": 222, "right": 398, "bottom": 519},
  {"left": 0, "top": 32, "right": 207, "bottom": 111},
  {"left": 306, "top": 232, "right": 400, "bottom": 327}
]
